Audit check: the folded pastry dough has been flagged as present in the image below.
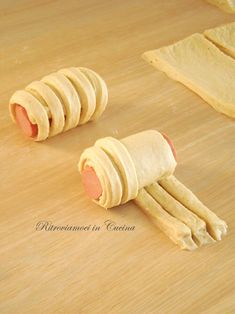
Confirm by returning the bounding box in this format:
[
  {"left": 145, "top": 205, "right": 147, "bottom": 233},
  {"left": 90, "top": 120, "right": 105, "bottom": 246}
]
[
  {"left": 143, "top": 33, "right": 235, "bottom": 119},
  {"left": 206, "top": 0, "right": 235, "bottom": 12},
  {"left": 9, "top": 67, "right": 108, "bottom": 141},
  {"left": 79, "top": 130, "right": 176, "bottom": 208},
  {"left": 205, "top": 22, "right": 235, "bottom": 58}
]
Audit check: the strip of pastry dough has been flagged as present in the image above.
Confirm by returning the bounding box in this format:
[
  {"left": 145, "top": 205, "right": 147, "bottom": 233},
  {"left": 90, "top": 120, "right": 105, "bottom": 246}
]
[
  {"left": 143, "top": 33, "right": 235, "bottom": 119},
  {"left": 9, "top": 90, "right": 50, "bottom": 141},
  {"left": 26, "top": 81, "right": 65, "bottom": 137},
  {"left": 42, "top": 72, "right": 81, "bottom": 131},
  {"left": 79, "top": 67, "right": 108, "bottom": 120},
  {"left": 146, "top": 182, "right": 215, "bottom": 246},
  {"left": 204, "top": 22, "right": 235, "bottom": 58},
  {"left": 135, "top": 188, "right": 198, "bottom": 251},
  {"left": 206, "top": 0, "right": 235, "bottom": 13},
  {"left": 159, "top": 175, "right": 228, "bottom": 241},
  {"left": 59, "top": 68, "right": 96, "bottom": 124},
  {"left": 95, "top": 137, "right": 138, "bottom": 203}
]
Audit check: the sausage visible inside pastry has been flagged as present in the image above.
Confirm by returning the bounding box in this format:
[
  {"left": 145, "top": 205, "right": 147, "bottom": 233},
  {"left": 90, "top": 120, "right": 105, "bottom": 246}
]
[
  {"left": 79, "top": 130, "right": 228, "bottom": 251},
  {"left": 9, "top": 67, "right": 108, "bottom": 141}
]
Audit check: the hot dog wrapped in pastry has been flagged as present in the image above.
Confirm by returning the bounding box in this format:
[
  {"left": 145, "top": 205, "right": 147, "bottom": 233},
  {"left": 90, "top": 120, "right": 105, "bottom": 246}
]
[
  {"left": 79, "top": 130, "right": 176, "bottom": 208},
  {"left": 79, "top": 130, "right": 227, "bottom": 250},
  {"left": 9, "top": 67, "right": 108, "bottom": 141}
]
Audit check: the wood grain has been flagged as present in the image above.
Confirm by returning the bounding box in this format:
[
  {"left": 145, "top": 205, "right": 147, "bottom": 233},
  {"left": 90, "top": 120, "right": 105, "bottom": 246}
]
[{"left": 0, "top": 1, "right": 235, "bottom": 313}]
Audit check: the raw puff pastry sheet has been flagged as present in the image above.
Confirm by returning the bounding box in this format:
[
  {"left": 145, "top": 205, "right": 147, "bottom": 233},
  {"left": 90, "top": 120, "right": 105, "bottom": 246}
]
[
  {"left": 143, "top": 33, "right": 235, "bottom": 119},
  {"left": 205, "top": 22, "right": 235, "bottom": 58}
]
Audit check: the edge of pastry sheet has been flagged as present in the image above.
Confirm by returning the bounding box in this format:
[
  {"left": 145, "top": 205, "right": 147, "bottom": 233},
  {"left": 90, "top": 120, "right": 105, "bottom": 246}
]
[
  {"left": 204, "top": 22, "right": 235, "bottom": 58},
  {"left": 206, "top": 0, "right": 235, "bottom": 13},
  {"left": 142, "top": 33, "right": 235, "bottom": 119}
]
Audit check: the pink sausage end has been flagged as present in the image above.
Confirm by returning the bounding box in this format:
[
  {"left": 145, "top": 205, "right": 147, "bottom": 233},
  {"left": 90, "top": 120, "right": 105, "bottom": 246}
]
[
  {"left": 162, "top": 132, "right": 177, "bottom": 161},
  {"left": 81, "top": 166, "right": 103, "bottom": 200},
  {"left": 15, "top": 104, "right": 38, "bottom": 138}
]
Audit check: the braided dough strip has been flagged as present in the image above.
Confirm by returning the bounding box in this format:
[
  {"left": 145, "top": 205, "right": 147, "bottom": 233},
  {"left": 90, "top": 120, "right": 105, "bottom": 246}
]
[
  {"left": 145, "top": 182, "right": 215, "bottom": 246},
  {"left": 59, "top": 68, "right": 96, "bottom": 124},
  {"left": 79, "top": 67, "right": 108, "bottom": 121},
  {"left": 135, "top": 188, "right": 198, "bottom": 251},
  {"left": 159, "top": 175, "right": 228, "bottom": 241},
  {"left": 26, "top": 81, "right": 65, "bottom": 137}
]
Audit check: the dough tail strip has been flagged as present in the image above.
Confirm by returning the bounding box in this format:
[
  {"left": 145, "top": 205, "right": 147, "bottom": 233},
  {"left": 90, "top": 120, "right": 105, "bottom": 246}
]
[
  {"left": 159, "top": 175, "right": 228, "bottom": 241},
  {"left": 145, "top": 182, "right": 215, "bottom": 246},
  {"left": 135, "top": 188, "right": 198, "bottom": 251}
]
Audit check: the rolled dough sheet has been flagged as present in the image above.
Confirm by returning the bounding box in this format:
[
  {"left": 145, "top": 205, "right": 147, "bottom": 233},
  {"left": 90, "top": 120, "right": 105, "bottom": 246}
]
[
  {"left": 205, "top": 22, "right": 235, "bottom": 58},
  {"left": 143, "top": 33, "right": 235, "bottom": 119},
  {"left": 206, "top": 0, "right": 235, "bottom": 13}
]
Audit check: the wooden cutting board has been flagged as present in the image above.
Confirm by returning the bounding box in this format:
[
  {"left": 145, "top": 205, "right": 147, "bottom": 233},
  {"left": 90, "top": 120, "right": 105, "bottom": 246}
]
[{"left": 1, "top": 1, "right": 235, "bottom": 313}]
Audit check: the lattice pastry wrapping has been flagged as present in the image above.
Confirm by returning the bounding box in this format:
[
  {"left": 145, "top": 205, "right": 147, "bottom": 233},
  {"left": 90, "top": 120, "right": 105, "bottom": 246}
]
[
  {"left": 79, "top": 130, "right": 227, "bottom": 250},
  {"left": 9, "top": 67, "right": 108, "bottom": 141}
]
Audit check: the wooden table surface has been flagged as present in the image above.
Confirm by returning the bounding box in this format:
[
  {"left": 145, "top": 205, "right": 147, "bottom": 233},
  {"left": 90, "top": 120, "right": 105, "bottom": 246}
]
[{"left": 1, "top": 1, "right": 235, "bottom": 313}]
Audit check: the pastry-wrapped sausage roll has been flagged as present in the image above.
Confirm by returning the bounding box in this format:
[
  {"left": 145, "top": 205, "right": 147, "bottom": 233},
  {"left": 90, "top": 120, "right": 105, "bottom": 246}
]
[
  {"left": 9, "top": 67, "right": 108, "bottom": 141},
  {"left": 79, "top": 130, "right": 177, "bottom": 208},
  {"left": 79, "top": 130, "right": 227, "bottom": 250}
]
